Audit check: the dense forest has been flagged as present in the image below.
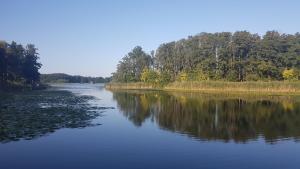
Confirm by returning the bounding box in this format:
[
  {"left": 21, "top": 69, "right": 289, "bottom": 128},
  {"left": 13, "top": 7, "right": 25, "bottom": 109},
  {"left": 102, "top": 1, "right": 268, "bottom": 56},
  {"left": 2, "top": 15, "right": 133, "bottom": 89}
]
[
  {"left": 112, "top": 31, "right": 300, "bottom": 84},
  {"left": 0, "top": 40, "right": 42, "bottom": 89},
  {"left": 41, "top": 73, "right": 111, "bottom": 83}
]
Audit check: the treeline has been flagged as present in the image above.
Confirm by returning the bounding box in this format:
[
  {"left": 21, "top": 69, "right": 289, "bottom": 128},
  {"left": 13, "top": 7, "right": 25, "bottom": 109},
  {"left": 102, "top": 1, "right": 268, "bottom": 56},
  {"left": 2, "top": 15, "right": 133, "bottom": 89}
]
[
  {"left": 0, "top": 40, "right": 41, "bottom": 89},
  {"left": 112, "top": 31, "right": 300, "bottom": 84},
  {"left": 41, "top": 73, "right": 111, "bottom": 83}
]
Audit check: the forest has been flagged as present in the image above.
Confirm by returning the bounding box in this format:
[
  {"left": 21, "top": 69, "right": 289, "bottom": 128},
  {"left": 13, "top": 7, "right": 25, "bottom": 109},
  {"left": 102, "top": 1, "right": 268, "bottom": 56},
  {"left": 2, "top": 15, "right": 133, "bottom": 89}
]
[
  {"left": 0, "top": 40, "right": 42, "bottom": 89},
  {"left": 112, "top": 31, "right": 300, "bottom": 84},
  {"left": 41, "top": 73, "right": 111, "bottom": 83}
]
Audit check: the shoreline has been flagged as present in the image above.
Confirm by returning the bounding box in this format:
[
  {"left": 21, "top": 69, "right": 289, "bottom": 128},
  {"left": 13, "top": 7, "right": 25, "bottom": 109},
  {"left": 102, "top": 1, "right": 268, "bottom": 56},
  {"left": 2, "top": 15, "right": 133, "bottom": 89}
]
[{"left": 105, "top": 81, "right": 300, "bottom": 95}]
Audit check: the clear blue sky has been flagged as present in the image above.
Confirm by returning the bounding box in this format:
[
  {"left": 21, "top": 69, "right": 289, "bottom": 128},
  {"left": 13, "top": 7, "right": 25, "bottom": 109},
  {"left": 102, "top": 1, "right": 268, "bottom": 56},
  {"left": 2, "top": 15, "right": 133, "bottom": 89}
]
[{"left": 1, "top": 0, "right": 299, "bottom": 77}]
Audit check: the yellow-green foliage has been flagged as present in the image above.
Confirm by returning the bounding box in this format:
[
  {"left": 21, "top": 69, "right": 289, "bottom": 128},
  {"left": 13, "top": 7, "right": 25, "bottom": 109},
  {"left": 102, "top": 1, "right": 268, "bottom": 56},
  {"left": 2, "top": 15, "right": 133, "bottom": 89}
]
[
  {"left": 177, "top": 70, "right": 208, "bottom": 82},
  {"left": 178, "top": 72, "right": 188, "bottom": 82},
  {"left": 188, "top": 70, "right": 208, "bottom": 81},
  {"left": 140, "top": 68, "right": 149, "bottom": 82},
  {"left": 140, "top": 68, "right": 159, "bottom": 84},
  {"left": 158, "top": 71, "right": 171, "bottom": 85},
  {"left": 282, "top": 69, "right": 299, "bottom": 81}
]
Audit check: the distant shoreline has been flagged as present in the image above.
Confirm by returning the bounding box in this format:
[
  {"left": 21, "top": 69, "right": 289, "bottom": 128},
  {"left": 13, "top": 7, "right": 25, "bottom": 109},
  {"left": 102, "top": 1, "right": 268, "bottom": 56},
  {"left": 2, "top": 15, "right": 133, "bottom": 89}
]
[
  {"left": 41, "top": 73, "right": 111, "bottom": 84},
  {"left": 105, "top": 81, "right": 300, "bottom": 95}
]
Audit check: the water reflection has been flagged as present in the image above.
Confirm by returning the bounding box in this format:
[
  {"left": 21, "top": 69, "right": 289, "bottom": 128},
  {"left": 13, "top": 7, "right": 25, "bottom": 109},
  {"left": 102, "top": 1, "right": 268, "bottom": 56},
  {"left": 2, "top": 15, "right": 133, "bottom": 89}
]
[
  {"left": 113, "top": 91, "right": 300, "bottom": 143},
  {"left": 0, "top": 89, "right": 107, "bottom": 143}
]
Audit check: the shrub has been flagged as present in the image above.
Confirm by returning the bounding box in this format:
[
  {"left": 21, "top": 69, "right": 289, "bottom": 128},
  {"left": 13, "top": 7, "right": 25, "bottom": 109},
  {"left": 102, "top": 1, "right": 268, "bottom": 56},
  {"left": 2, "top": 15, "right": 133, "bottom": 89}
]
[{"left": 282, "top": 69, "right": 299, "bottom": 81}]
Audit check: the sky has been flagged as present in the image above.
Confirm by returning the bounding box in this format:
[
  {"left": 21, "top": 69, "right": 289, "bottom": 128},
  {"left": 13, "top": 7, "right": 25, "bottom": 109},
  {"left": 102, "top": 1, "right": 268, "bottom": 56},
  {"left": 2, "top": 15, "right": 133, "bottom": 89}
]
[{"left": 0, "top": 0, "right": 299, "bottom": 77}]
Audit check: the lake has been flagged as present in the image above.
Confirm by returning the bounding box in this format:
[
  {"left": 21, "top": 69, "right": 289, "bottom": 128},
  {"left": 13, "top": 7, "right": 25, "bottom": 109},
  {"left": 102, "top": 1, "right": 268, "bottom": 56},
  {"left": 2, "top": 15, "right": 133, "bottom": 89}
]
[{"left": 0, "top": 83, "right": 300, "bottom": 169}]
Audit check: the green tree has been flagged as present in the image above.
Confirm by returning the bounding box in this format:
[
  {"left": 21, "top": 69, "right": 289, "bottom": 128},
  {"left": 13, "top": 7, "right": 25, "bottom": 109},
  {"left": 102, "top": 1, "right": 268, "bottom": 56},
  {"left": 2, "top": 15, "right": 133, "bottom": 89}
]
[
  {"left": 113, "top": 31, "right": 300, "bottom": 83},
  {"left": 0, "top": 40, "right": 42, "bottom": 89},
  {"left": 140, "top": 68, "right": 159, "bottom": 84},
  {"left": 6, "top": 41, "right": 24, "bottom": 82},
  {"left": 0, "top": 41, "right": 7, "bottom": 85},
  {"left": 113, "top": 46, "right": 152, "bottom": 82},
  {"left": 22, "top": 44, "right": 42, "bottom": 86}
]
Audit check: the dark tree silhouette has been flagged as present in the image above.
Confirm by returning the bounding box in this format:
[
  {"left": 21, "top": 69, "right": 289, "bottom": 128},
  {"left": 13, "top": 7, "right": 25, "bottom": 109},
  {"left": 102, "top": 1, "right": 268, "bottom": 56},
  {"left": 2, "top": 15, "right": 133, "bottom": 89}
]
[{"left": 0, "top": 40, "right": 42, "bottom": 89}]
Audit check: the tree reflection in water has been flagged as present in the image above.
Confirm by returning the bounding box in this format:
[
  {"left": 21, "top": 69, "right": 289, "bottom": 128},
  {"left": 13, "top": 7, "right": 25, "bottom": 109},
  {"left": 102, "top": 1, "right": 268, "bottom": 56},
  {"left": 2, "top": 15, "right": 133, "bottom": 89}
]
[
  {"left": 0, "top": 90, "right": 109, "bottom": 143},
  {"left": 113, "top": 91, "right": 300, "bottom": 143}
]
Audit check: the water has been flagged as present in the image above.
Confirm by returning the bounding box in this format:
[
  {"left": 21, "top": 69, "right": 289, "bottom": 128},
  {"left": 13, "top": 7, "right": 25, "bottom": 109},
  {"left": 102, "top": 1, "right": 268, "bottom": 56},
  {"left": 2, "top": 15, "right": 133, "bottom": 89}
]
[{"left": 0, "top": 84, "right": 300, "bottom": 169}]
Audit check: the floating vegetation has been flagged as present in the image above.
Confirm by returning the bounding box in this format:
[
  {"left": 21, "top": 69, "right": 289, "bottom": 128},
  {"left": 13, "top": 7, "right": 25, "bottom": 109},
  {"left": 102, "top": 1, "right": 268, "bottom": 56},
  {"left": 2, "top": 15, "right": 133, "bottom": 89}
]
[{"left": 0, "top": 89, "right": 113, "bottom": 143}]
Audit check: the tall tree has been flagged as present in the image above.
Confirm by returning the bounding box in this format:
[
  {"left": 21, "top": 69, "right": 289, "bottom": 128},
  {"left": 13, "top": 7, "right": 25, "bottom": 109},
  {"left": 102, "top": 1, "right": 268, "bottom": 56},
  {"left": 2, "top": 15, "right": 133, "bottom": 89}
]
[
  {"left": 0, "top": 41, "right": 7, "bottom": 85},
  {"left": 22, "top": 44, "right": 42, "bottom": 86},
  {"left": 0, "top": 40, "right": 42, "bottom": 89},
  {"left": 113, "top": 46, "right": 151, "bottom": 82}
]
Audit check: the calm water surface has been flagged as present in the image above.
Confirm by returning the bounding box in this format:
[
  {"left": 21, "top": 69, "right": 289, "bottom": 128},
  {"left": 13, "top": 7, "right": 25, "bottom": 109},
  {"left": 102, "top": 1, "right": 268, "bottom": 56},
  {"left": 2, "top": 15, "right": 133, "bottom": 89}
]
[{"left": 0, "top": 84, "right": 300, "bottom": 169}]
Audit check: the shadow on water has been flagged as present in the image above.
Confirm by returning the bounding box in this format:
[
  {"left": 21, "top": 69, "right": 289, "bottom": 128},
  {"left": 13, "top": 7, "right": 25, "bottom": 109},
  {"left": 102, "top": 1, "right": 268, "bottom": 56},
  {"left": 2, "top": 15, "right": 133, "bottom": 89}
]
[
  {"left": 0, "top": 88, "right": 111, "bottom": 143},
  {"left": 112, "top": 90, "right": 300, "bottom": 144}
]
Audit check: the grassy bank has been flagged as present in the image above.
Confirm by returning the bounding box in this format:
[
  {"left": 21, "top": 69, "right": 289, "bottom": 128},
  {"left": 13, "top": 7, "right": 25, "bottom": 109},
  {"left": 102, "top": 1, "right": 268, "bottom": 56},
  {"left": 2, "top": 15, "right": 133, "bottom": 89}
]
[{"left": 105, "top": 81, "right": 300, "bottom": 95}]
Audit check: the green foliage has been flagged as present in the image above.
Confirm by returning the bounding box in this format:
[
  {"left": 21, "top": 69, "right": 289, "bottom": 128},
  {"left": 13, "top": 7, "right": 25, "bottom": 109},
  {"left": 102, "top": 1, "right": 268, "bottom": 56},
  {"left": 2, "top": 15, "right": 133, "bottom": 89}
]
[
  {"left": 175, "top": 70, "right": 209, "bottom": 82},
  {"left": 178, "top": 72, "right": 188, "bottom": 82},
  {"left": 140, "top": 68, "right": 159, "bottom": 84},
  {"left": 226, "top": 70, "right": 239, "bottom": 81},
  {"left": 183, "top": 69, "right": 208, "bottom": 81},
  {"left": 113, "top": 31, "right": 300, "bottom": 84},
  {"left": 257, "top": 61, "right": 281, "bottom": 80},
  {"left": 112, "top": 46, "right": 152, "bottom": 82},
  {"left": 22, "top": 44, "right": 42, "bottom": 85},
  {"left": 0, "top": 41, "right": 42, "bottom": 89},
  {"left": 194, "top": 71, "right": 207, "bottom": 81},
  {"left": 158, "top": 71, "right": 171, "bottom": 86},
  {"left": 245, "top": 73, "right": 260, "bottom": 81}
]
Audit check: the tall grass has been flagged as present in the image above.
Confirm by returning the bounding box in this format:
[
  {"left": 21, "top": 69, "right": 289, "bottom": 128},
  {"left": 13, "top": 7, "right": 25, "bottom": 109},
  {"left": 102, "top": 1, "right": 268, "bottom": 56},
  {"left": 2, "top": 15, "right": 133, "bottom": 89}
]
[
  {"left": 165, "top": 81, "right": 300, "bottom": 93},
  {"left": 105, "top": 81, "right": 300, "bottom": 94},
  {"left": 105, "top": 82, "right": 157, "bottom": 90}
]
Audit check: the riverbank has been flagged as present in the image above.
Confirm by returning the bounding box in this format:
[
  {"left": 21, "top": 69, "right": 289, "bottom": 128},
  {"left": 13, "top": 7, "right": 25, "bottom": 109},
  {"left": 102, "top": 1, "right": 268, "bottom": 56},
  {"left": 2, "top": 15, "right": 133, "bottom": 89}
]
[
  {"left": 0, "top": 82, "right": 48, "bottom": 92},
  {"left": 105, "top": 81, "right": 300, "bottom": 95}
]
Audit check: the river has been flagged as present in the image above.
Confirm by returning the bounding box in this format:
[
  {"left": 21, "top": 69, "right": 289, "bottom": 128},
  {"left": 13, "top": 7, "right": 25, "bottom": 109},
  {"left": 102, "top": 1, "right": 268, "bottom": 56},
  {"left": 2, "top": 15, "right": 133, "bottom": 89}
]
[{"left": 0, "top": 83, "right": 299, "bottom": 169}]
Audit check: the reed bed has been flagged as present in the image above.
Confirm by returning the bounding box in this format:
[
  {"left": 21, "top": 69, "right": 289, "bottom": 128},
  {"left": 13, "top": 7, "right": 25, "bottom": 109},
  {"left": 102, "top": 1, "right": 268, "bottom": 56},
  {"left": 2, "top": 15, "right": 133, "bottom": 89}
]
[
  {"left": 105, "top": 81, "right": 300, "bottom": 95},
  {"left": 105, "top": 82, "right": 157, "bottom": 90}
]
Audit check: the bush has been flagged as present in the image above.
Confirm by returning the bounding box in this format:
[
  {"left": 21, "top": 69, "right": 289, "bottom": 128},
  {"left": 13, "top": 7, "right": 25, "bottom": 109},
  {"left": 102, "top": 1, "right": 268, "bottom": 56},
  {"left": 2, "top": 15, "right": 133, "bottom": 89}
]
[
  {"left": 245, "top": 73, "right": 260, "bottom": 81},
  {"left": 226, "top": 70, "right": 238, "bottom": 81},
  {"left": 282, "top": 69, "right": 299, "bottom": 81},
  {"left": 140, "top": 68, "right": 159, "bottom": 84},
  {"left": 158, "top": 71, "right": 172, "bottom": 86},
  {"left": 177, "top": 72, "right": 188, "bottom": 82}
]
